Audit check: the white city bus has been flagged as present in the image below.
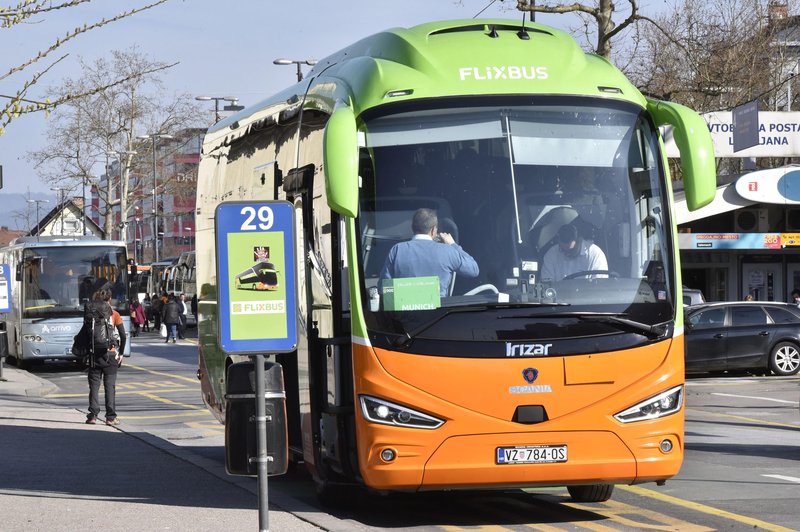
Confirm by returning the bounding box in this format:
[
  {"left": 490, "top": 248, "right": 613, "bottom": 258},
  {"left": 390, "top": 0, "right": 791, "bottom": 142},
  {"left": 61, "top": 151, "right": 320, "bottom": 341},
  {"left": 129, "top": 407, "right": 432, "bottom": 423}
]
[{"left": 0, "top": 236, "right": 130, "bottom": 369}]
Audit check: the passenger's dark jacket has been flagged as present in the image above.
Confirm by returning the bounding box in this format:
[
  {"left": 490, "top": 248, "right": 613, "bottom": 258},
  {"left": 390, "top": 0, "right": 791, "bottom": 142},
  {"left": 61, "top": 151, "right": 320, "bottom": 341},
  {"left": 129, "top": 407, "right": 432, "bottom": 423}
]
[{"left": 161, "top": 300, "right": 182, "bottom": 325}]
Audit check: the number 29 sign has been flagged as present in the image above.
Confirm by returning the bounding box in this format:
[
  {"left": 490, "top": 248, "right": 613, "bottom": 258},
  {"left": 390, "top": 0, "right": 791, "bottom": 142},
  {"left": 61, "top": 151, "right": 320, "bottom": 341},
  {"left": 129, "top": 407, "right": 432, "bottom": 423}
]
[{"left": 215, "top": 201, "right": 298, "bottom": 354}]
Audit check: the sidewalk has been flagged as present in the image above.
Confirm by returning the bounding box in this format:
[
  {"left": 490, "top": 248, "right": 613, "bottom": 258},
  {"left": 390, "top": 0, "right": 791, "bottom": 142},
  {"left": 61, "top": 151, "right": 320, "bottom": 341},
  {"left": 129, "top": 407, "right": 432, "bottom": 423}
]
[{"left": 0, "top": 362, "right": 329, "bottom": 532}]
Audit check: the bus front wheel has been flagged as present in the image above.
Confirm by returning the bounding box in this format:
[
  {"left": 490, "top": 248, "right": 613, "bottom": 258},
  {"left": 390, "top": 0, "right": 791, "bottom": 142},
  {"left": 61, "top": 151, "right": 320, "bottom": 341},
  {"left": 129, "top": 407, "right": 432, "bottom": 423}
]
[{"left": 567, "top": 484, "right": 614, "bottom": 502}]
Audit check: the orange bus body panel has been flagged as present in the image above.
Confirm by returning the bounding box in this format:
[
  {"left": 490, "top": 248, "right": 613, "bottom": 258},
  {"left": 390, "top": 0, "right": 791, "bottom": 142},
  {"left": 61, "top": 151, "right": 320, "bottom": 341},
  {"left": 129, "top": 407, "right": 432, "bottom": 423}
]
[{"left": 351, "top": 336, "right": 685, "bottom": 490}]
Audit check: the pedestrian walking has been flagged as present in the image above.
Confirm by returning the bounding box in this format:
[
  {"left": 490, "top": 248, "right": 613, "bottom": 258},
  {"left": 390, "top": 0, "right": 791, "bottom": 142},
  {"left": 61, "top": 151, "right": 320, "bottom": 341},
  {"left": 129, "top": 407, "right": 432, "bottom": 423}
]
[
  {"left": 130, "top": 299, "right": 146, "bottom": 337},
  {"left": 150, "top": 292, "right": 163, "bottom": 331},
  {"left": 84, "top": 288, "right": 123, "bottom": 426},
  {"left": 161, "top": 294, "right": 182, "bottom": 343}
]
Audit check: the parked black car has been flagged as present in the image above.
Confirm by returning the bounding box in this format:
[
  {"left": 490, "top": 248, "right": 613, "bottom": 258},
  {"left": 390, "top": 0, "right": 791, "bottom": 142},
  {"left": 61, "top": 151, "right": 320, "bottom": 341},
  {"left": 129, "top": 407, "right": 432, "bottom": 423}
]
[{"left": 684, "top": 301, "right": 800, "bottom": 376}]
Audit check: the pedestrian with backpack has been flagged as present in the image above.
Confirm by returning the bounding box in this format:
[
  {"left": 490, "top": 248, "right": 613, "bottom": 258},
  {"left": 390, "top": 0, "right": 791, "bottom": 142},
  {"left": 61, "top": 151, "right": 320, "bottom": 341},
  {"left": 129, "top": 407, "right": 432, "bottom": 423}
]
[{"left": 84, "top": 288, "right": 123, "bottom": 426}]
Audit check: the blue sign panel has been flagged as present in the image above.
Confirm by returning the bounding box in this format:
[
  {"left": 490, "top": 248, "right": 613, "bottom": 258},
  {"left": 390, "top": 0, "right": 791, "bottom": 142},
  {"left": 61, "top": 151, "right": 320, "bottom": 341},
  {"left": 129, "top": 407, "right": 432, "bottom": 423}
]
[
  {"left": 0, "top": 264, "right": 10, "bottom": 313},
  {"left": 215, "top": 202, "right": 298, "bottom": 354}
]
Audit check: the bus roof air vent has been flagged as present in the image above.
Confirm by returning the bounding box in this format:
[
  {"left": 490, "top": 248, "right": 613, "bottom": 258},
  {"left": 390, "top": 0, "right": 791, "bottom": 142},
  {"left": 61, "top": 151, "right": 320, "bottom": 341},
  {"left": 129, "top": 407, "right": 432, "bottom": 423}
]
[{"left": 428, "top": 23, "right": 552, "bottom": 38}]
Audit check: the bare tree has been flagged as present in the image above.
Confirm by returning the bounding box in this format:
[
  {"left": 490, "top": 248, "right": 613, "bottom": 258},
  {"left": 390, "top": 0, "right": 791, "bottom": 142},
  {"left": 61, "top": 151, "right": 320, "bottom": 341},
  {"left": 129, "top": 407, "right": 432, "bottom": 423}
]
[
  {"left": 28, "top": 48, "right": 199, "bottom": 240},
  {"left": 515, "top": 0, "right": 662, "bottom": 58},
  {"left": 0, "top": 0, "right": 170, "bottom": 135},
  {"left": 629, "top": 0, "right": 796, "bottom": 174}
]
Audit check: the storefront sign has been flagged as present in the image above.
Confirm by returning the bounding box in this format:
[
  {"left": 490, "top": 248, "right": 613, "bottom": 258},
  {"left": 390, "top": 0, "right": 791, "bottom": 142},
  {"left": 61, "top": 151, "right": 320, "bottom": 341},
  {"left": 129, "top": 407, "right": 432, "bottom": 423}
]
[
  {"left": 664, "top": 111, "right": 800, "bottom": 158},
  {"left": 679, "top": 233, "right": 782, "bottom": 250}
]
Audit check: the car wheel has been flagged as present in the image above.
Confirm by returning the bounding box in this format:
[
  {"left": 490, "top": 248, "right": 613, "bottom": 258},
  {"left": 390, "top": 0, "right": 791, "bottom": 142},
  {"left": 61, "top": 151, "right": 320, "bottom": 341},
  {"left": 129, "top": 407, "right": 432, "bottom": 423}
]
[{"left": 769, "top": 342, "right": 800, "bottom": 376}]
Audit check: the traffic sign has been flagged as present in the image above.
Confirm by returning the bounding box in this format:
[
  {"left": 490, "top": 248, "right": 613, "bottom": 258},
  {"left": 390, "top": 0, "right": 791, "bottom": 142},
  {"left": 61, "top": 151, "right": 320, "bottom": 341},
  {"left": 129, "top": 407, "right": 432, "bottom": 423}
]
[{"left": 214, "top": 201, "right": 298, "bottom": 354}]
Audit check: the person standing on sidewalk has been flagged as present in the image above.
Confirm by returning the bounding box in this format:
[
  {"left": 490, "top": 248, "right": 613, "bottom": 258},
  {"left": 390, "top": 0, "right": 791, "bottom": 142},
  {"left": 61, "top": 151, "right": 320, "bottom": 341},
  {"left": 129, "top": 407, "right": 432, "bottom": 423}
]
[
  {"left": 161, "top": 294, "right": 182, "bottom": 343},
  {"left": 85, "top": 288, "right": 123, "bottom": 426},
  {"left": 150, "top": 292, "right": 163, "bottom": 331},
  {"left": 130, "top": 299, "right": 146, "bottom": 337},
  {"left": 177, "top": 293, "right": 188, "bottom": 339}
]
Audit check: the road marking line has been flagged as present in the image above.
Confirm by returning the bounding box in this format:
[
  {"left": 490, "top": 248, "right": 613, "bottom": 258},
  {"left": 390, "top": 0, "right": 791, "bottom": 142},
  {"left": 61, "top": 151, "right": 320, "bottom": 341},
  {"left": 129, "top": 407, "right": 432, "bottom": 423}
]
[
  {"left": 49, "top": 388, "right": 191, "bottom": 399},
  {"left": 763, "top": 474, "right": 800, "bottom": 484},
  {"left": 686, "top": 408, "right": 800, "bottom": 429},
  {"left": 568, "top": 498, "right": 712, "bottom": 531},
  {"left": 138, "top": 391, "right": 205, "bottom": 410},
  {"left": 121, "top": 411, "right": 210, "bottom": 420},
  {"left": 619, "top": 485, "right": 796, "bottom": 532},
  {"left": 712, "top": 392, "right": 797, "bottom": 404},
  {"left": 123, "top": 363, "right": 198, "bottom": 383}
]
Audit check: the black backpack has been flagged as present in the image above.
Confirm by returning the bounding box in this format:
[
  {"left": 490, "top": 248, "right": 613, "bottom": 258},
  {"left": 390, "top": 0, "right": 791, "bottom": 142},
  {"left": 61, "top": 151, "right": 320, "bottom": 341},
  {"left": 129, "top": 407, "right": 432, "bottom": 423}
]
[{"left": 90, "top": 306, "right": 112, "bottom": 351}]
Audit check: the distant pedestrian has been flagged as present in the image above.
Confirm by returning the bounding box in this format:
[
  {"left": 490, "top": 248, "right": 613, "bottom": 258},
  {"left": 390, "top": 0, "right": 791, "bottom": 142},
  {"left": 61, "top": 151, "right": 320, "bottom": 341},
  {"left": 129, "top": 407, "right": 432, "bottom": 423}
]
[
  {"left": 142, "top": 294, "right": 151, "bottom": 332},
  {"left": 130, "top": 299, "right": 146, "bottom": 337},
  {"left": 150, "top": 293, "right": 163, "bottom": 330},
  {"left": 190, "top": 293, "right": 198, "bottom": 323},
  {"left": 161, "top": 294, "right": 181, "bottom": 343},
  {"left": 177, "top": 293, "right": 187, "bottom": 339}
]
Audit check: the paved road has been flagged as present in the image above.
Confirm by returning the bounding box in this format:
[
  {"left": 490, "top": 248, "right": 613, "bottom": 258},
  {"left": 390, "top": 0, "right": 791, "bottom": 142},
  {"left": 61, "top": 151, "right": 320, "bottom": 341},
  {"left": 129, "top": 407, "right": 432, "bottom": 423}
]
[{"left": 10, "top": 332, "right": 800, "bottom": 531}]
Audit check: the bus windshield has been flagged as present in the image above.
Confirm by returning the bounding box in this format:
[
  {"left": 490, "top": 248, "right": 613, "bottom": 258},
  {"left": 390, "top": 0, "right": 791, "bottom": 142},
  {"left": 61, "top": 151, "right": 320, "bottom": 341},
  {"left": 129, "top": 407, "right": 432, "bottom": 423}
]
[
  {"left": 357, "top": 97, "right": 674, "bottom": 344},
  {"left": 22, "top": 245, "right": 128, "bottom": 318}
]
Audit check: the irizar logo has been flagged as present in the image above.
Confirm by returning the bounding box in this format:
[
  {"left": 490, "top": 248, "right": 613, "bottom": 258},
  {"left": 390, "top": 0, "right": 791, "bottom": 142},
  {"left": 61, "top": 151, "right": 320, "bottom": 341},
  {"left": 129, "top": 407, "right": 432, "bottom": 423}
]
[
  {"left": 459, "top": 66, "right": 549, "bottom": 81},
  {"left": 505, "top": 342, "right": 552, "bottom": 357}
]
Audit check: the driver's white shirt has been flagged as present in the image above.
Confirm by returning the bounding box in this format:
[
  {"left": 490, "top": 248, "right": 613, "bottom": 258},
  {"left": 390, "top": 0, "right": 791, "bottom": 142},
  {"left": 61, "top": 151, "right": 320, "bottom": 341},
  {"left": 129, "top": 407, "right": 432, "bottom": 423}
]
[{"left": 541, "top": 239, "right": 608, "bottom": 282}]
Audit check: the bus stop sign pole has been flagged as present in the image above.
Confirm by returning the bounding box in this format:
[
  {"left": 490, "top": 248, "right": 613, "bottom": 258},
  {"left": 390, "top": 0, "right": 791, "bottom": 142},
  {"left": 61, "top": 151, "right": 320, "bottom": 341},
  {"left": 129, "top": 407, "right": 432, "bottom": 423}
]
[{"left": 214, "top": 202, "right": 297, "bottom": 532}]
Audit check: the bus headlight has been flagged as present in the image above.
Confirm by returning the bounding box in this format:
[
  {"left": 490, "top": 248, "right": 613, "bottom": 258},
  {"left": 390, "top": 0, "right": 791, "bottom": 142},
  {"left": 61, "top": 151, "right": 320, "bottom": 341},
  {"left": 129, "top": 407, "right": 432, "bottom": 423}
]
[
  {"left": 613, "top": 385, "right": 683, "bottom": 423},
  {"left": 22, "top": 335, "right": 44, "bottom": 342},
  {"left": 359, "top": 395, "right": 444, "bottom": 429}
]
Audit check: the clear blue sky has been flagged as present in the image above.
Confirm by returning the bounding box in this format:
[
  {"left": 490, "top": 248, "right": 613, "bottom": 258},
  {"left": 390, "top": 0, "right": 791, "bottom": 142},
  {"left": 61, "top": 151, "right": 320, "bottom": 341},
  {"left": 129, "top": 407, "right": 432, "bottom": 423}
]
[{"left": 0, "top": 0, "right": 661, "bottom": 196}]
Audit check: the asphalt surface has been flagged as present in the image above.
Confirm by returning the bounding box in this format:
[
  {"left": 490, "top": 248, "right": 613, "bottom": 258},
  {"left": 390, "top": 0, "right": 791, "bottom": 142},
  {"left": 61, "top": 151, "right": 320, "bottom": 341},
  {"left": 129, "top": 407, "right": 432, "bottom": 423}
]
[{"left": 0, "top": 361, "right": 331, "bottom": 532}]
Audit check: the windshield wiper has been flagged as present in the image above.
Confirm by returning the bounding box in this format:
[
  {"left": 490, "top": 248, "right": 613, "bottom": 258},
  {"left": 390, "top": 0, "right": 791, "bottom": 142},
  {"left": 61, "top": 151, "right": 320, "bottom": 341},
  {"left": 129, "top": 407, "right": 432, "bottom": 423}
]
[
  {"left": 575, "top": 312, "right": 669, "bottom": 339},
  {"left": 499, "top": 311, "right": 669, "bottom": 339},
  {"left": 394, "top": 302, "right": 570, "bottom": 348},
  {"left": 394, "top": 305, "right": 488, "bottom": 348}
]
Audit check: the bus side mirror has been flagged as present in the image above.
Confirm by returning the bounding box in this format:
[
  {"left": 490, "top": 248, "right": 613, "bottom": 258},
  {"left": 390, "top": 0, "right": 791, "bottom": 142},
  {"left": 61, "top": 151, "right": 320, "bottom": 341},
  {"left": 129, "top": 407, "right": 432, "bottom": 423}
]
[
  {"left": 15, "top": 263, "right": 21, "bottom": 282},
  {"left": 648, "top": 99, "right": 716, "bottom": 211},
  {"left": 323, "top": 105, "right": 359, "bottom": 218}
]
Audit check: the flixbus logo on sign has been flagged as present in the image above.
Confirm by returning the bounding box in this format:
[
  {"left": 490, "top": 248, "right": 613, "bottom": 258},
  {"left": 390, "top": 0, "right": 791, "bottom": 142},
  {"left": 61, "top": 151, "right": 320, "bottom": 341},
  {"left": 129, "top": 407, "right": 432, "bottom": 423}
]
[{"left": 459, "top": 66, "right": 549, "bottom": 81}]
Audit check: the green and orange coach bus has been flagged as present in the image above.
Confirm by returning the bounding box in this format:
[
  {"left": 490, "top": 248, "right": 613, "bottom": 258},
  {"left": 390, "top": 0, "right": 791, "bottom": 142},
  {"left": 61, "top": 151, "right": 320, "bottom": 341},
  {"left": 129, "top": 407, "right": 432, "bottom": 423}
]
[{"left": 194, "top": 19, "right": 715, "bottom": 502}]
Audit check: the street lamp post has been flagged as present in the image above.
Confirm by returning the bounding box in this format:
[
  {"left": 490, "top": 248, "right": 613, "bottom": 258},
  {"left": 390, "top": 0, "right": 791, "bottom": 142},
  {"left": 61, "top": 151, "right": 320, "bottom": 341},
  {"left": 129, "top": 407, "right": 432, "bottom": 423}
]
[
  {"left": 26, "top": 199, "right": 50, "bottom": 240},
  {"left": 137, "top": 134, "right": 173, "bottom": 262},
  {"left": 195, "top": 96, "right": 243, "bottom": 123},
  {"left": 273, "top": 58, "right": 318, "bottom": 82}
]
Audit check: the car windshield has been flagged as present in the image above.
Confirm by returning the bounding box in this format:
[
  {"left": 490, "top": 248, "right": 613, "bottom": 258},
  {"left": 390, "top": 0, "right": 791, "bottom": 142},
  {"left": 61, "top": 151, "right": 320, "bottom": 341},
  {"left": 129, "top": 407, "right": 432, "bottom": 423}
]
[
  {"left": 355, "top": 97, "right": 675, "bottom": 345},
  {"left": 22, "top": 246, "right": 128, "bottom": 318}
]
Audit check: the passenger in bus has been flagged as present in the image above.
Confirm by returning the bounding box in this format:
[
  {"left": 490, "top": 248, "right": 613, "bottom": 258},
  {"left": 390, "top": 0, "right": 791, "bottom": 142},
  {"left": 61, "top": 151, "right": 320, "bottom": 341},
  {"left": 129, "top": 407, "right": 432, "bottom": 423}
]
[
  {"left": 540, "top": 223, "right": 608, "bottom": 282},
  {"left": 379, "top": 208, "right": 479, "bottom": 297}
]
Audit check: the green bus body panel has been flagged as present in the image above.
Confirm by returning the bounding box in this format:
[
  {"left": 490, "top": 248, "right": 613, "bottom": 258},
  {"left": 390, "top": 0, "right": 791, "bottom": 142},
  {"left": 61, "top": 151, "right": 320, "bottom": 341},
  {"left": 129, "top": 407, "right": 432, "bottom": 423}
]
[
  {"left": 648, "top": 99, "right": 716, "bottom": 211},
  {"left": 312, "top": 20, "right": 645, "bottom": 115}
]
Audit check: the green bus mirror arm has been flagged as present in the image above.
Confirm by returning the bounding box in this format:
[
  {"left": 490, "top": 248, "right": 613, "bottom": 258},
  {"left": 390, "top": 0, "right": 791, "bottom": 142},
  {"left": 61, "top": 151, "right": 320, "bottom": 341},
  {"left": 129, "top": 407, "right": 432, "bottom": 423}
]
[
  {"left": 648, "top": 99, "right": 716, "bottom": 211},
  {"left": 324, "top": 105, "right": 359, "bottom": 218}
]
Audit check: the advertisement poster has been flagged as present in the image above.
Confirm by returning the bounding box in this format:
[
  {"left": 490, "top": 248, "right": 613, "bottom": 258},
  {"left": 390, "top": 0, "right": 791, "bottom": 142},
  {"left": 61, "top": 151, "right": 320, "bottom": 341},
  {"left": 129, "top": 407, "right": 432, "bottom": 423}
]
[{"left": 215, "top": 202, "right": 297, "bottom": 354}]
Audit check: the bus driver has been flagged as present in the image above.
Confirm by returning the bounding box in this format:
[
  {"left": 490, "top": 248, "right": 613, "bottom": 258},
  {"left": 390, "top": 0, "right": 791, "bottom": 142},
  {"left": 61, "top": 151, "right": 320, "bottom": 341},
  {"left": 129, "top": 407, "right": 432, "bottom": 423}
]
[
  {"left": 379, "top": 208, "right": 479, "bottom": 296},
  {"left": 541, "top": 223, "right": 608, "bottom": 282}
]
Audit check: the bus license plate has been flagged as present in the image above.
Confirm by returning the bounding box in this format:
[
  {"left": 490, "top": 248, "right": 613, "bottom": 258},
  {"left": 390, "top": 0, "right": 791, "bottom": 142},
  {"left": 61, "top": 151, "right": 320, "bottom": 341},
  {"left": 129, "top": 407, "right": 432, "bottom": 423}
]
[{"left": 496, "top": 445, "right": 567, "bottom": 464}]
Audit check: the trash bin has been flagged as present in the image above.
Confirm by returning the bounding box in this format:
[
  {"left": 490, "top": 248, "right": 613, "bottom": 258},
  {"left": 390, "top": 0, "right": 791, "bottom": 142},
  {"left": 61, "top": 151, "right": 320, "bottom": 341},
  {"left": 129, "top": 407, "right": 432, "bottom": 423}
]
[{"left": 224, "top": 359, "right": 288, "bottom": 476}]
